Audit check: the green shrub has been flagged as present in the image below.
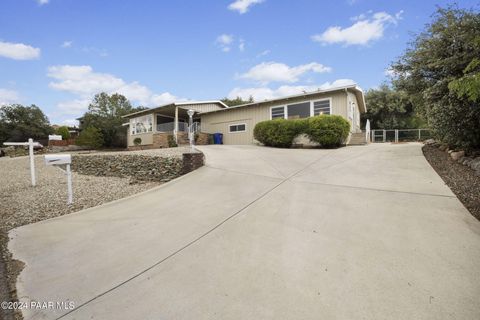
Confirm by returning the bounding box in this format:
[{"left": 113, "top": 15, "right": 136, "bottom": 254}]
[
  {"left": 167, "top": 135, "right": 177, "bottom": 147},
  {"left": 55, "top": 126, "right": 71, "bottom": 140},
  {"left": 254, "top": 119, "right": 306, "bottom": 148},
  {"left": 306, "top": 115, "right": 350, "bottom": 148},
  {"left": 76, "top": 127, "right": 104, "bottom": 149},
  {"left": 133, "top": 137, "right": 142, "bottom": 146},
  {"left": 253, "top": 115, "right": 350, "bottom": 149}
]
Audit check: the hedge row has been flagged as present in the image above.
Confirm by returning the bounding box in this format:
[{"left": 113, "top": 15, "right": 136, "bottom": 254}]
[{"left": 253, "top": 115, "right": 350, "bottom": 148}]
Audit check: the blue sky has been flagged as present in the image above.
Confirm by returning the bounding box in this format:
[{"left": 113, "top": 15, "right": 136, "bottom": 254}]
[{"left": 0, "top": 0, "right": 477, "bottom": 125}]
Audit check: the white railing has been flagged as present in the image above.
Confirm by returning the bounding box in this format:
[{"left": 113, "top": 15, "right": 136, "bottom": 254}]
[
  {"left": 371, "top": 129, "right": 432, "bottom": 143},
  {"left": 191, "top": 122, "right": 201, "bottom": 134},
  {"left": 156, "top": 122, "right": 188, "bottom": 132},
  {"left": 365, "top": 119, "right": 371, "bottom": 143},
  {"left": 157, "top": 121, "right": 202, "bottom": 134}
]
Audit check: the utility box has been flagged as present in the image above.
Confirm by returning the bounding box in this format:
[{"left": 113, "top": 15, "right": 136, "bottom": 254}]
[{"left": 45, "top": 154, "right": 72, "bottom": 166}]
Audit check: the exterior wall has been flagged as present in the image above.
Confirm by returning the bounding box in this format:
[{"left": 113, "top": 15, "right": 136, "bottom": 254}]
[
  {"left": 127, "top": 111, "right": 156, "bottom": 147},
  {"left": 200, "top": 91, "right": 348, "bottom": 145},
  {"left": 347, "top": 91, "right": 361, "bottom": 132},
  {"left": 179, "top": 103, "right": 224, "bottom": 113},
  {"left": 126, "top": 103, "right": 225, "bottom": 147},
  {"left": 127, "top": 131, "right": 153, "bottom": 147}
]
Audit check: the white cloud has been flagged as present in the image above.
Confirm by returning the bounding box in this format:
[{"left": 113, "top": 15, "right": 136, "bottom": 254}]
[
  {"left": 0, "top": 88, "right": 20, "bottom": 106},
  {"left": 0, "top": 41, "right": 41, "bottom": 60},
  {"left": 239, "top": 39, "right": 245, "bottom": 52},
  {"left": 151, "top": 92, "right": 178, "bottom": 105},
  {"left": 228, "top": 0, "right": 264, "bottom": 14},
  {"left": 257, "top": 50, "right": 270, "bottom": 57},
  {"left": 216, "top": 34, "right": 234, "bottom": 52},
  {"left": 239, "top": 61, "right": 332, "bottom": 84},
  {"left": 47, "top": 65, "right": 180, "bottom": 117},
  {"left": 48, "top": 65, "right": 124, "bottom": 96},
  {"left": 37, "top": 0, "right": 49, "bottom": 5},
  {"left": 318, "top": 79, "right": 356, "bottom": 89},
  {"left": 56, "top": 99, "right": 90, "bottom": 115},
  {"left": 311, "top": 11, "right": 403, "bottom": 46},
  {"left": 228, "top": 79, "right": 356, "bottom": 101},
  {"left": 61, "top": 41, "right": 73, "bottom": 48},
  {"left": 81, "top": 46, "right": 108, "bottom": 57}
]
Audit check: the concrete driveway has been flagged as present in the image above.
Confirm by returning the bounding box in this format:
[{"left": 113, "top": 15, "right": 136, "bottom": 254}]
[{"left": 8, "top": 143, "right": 480, "bottom": 320}]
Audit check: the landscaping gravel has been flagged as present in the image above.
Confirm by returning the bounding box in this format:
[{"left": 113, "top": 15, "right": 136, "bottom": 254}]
[
  {"left": 423, "top": 144, "right": 480, "bottom": 221},
  {"left": 0, "top": 154, "right": 163, "bottom": 320},
  {"left": 0, "top": 155, "right": 161, "bottom": 231}
]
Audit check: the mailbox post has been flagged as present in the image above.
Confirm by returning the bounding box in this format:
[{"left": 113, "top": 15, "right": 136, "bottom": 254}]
[
  {"left": 4, "top": 138, "right": 43, "bottom": 186},
  {"left": 45, "top": 154, "right": 73, "bottom": 204}
]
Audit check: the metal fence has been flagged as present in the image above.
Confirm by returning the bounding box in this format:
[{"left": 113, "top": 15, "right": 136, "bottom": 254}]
[{"left": 371, "top": 129, "right": 432, "bottom": 143}]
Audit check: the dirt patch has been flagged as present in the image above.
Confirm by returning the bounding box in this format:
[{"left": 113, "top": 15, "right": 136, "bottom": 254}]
[{"left": 423, "top": 144, "right": 480, "bottom": 221}]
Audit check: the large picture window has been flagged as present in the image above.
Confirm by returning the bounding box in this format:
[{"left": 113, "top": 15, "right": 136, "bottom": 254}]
[
  {"left": 287, "top": 102, "right": 310, "bottom": 119},
  {"left": 270, "top": 98, "right": 332, "bottom": 119},
  {"left": 130, "top": 115, "right": 153, "bottom": 135},
  {"left": 313, "top": 99, "right": 331, "bottom": 115}
]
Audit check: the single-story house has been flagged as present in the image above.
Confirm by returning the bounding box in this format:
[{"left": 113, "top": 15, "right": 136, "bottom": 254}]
[{"left": 122, "top": 84, "right": 366, "bottom": 148}]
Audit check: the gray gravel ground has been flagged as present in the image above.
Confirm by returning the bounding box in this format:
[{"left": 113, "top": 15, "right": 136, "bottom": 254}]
[
  {"left": 0, "top": 147, "right": 198, "bottom": 319},
  {"left": 0, "top": 152, "right": 172, "bottom": 319},
  {"left": 0, "top": 155, "right": 161, "bottom": 231}
]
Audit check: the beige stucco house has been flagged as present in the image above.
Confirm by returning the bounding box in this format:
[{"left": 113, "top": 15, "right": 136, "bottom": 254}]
[{"left": 123, "top": 84, "right": 366, "bottom": 148}]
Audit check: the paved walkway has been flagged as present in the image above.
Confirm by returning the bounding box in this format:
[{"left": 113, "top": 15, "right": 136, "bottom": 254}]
[{"left": 8, "top": 143, "right": 480, "bottom": 319}]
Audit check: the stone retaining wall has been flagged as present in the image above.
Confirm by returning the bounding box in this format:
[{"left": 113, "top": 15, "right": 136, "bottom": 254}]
[
  {"left": 71, "top": 152, "right": 204, "bottom": 182},
  {"left": 182, "top": 152, "right": 205, "bottom": 174},
  {"left": 71, "top": 154, "right": 183, "bottom": 182}
]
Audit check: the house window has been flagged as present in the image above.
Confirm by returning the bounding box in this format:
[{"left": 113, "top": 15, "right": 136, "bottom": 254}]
[
  {"left": 287, "top": 102, "right": 311, "bottom": 119},
  {"left": 130, "top": 115, "right": 153, "bottom": 135},
  {"left": 271, "top": 106, "right": 285, "bottom": 119},
  {"left": 229, "top": 123, "right": 246, "bottom": 133},
  {"left": 313, "top": 99, "right": 331, "bottom": 115}
]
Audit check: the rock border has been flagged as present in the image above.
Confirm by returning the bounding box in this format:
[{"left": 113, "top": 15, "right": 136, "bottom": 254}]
[{"left": 424, "top": 139, "right": 480, "bottom": 177}]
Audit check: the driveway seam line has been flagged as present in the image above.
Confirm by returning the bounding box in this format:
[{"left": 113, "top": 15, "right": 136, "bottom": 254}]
[
  {"left": 204, "top": 165, "right": 284, "bottom": 180},
  {"left": 56, "top": 177, "right": 288, "bottom": 319},
  {"left": 55, "top": 147, "right": 368, "bottom": 319},
  {"left": 291, "top": 179, "right": 456, "bottom": 198}
]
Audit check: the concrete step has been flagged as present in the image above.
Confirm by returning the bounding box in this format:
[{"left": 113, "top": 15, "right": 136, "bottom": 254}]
[{"left": 348, "top": 133, "right": 368, "bottom": 145}]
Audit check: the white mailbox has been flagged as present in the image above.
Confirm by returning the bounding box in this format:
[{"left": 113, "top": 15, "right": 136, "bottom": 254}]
[
  {"left": 44, "top": 154, "right": 73, "bottom": 204},
  {"left": 45, "top": 154, "right": 72, "bottom": 165}
]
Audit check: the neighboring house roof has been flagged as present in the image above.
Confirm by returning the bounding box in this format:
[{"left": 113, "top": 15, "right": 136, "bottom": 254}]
[
  {"left": 122, "top": 100, "right": 228, "bottom": 119},
  {"left": 201, "top": 85, "right": 367, "bottom": 114}
]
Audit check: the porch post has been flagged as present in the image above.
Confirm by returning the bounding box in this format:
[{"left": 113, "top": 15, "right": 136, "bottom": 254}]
[{"left": 174, "top": 106, "right": 179, "bottom": 143}]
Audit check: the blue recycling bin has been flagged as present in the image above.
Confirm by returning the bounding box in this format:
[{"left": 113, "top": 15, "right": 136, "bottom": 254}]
[{"left": 213, "top": 133, "right": 223, "bottom": 144}]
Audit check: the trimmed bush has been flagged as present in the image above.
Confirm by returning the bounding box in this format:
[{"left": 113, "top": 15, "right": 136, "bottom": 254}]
[
  {"left": 133, "top": 137, "right": 142, "bottom": 146},
  {"left": 167, "top": 135, "right": 177, "bottom": 147},
  {"left": 55, "top": 126, "right": 71, "bottom": 140},
  {"left": 253, "top": 115, "right": 350, "bottom": 149},
  {"left": 254, "top": 119, "right": 306, "bottom": 148},
  {"left": 306, "top": 115, "right": 350, "bottom": 148},
  {"left": 76, "top": 127, "right": 104, "bottom": 149}
]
